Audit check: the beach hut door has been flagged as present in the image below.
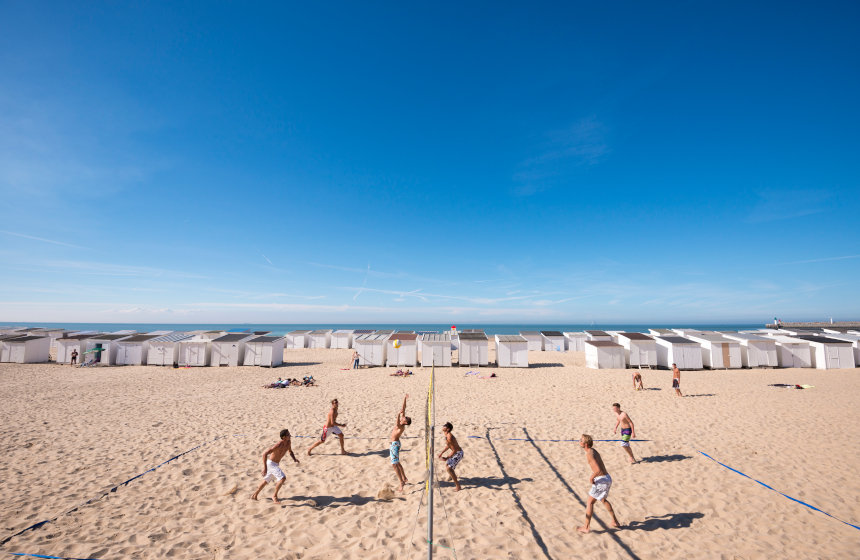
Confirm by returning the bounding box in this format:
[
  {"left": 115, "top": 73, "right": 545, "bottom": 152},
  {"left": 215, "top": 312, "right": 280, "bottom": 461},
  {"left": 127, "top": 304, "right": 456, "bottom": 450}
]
[
  {"left": 10, "top": 344, "right": 24, "bottom": 362},
  {"left": 827, "top": 347, "right": 840, "bottom": 368},
  {"left": 433, "top": 344, "right": 444, "bottom": 366}
]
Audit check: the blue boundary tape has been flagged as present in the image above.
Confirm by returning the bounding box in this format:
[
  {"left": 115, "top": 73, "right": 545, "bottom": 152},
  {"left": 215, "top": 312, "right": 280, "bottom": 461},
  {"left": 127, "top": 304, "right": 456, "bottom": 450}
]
[
  {"left": 697, "top": 450, "right": 860, "bottom": 531},
  {"left": 0, "top": 435, "right": 247, "bottom": 549},
  {"left": 467, "top": 436, "right": 650, "bottom": 443},
  {"left": 8, "top": 553, "right": 99, "bottom": 559}
]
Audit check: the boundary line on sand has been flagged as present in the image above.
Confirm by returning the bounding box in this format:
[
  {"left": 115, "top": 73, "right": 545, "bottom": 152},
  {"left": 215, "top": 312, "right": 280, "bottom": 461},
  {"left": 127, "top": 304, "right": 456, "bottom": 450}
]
[
  {"left": 696, "top": 450, "right": 860, "bottom": 531},
  {"left": 6, "top": 553, "right": 100, "bottom": 560}
]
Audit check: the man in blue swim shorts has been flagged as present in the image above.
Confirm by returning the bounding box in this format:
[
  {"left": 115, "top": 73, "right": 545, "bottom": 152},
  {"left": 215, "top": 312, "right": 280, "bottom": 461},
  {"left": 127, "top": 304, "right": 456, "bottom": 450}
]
[
  {"left": 612, "top": 403, "right": 637, "bottom": 464},
  {"left": 389, "top": 394, "right": 411, "bottom": 492}
]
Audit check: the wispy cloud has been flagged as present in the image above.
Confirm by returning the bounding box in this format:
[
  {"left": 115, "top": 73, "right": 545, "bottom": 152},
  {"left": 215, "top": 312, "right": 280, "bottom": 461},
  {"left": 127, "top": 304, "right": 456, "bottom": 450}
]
[
  {"left": 0, "top": 230, "right": 88, "bottom": 250},
  {"left": 259, "top": 252, "right": 273, "bottom": 266},
  {"left": 353, "top": 263, "right": 371, "bottom": 301},
  {"left": 37, "top": 259, "right": 209, "bottom": 280},
  {"left": 778, "top": 254, "right": 860, "bottom": 265},
  {"left": 745, "top": 189, "right": 833, "bottom": 223}
]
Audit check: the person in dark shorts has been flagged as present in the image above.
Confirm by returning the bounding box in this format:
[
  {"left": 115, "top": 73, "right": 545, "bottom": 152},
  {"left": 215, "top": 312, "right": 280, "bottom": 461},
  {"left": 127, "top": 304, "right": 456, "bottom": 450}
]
[
  {"left": 439, "top": 422, "right": 463, "bottom": 491},
  {"left": 672, "top": 363, "right": 682, "bottom": 397}
]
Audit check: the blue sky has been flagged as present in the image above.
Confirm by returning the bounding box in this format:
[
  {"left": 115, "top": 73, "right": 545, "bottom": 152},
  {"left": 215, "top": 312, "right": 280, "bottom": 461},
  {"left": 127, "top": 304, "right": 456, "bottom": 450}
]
[{"left": 1, "top": 2, "right": 858, "bottom": 323}]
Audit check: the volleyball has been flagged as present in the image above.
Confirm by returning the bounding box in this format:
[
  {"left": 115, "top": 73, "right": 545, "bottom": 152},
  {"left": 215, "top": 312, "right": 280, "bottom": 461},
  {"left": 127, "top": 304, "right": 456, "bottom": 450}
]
[{"left": 394, "top": 339, "right": 401, "bottom": 348}]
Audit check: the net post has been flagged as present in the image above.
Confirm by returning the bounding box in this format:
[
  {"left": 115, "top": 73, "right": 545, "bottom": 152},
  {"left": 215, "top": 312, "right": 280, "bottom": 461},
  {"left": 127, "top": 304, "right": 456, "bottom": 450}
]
[{"left": 427, "top": 365, "right": 435, "bottom": 559}]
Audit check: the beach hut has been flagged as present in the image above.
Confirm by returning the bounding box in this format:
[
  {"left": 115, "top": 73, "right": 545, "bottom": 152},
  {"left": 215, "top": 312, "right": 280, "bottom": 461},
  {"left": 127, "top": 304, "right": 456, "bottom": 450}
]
[
  {"left": 495, "top": 335, "right": 529, "bottom": 367},
  {"left": 585, "top": 330, "right": 612, "bottom": 342},
  {"left": 243, "top": 336, "right": 285, "bottom": 367},
  {"left": 519, "top": 331, "right": 543, "bottom": 351},
  {"left": 0, "top": 335, "right": 51, "bottom": 363},
  {"left": 354, "top": 333, "right": 390, "bottom": 367},
  {"left": 210, "top": 333, "right": 255, "bottom": 367},
  {"left": 686, "top": 332, "right": 742, "bottom": 369},
  {"left": 723, "top": 333, "right": 779, "bottom": 368},
  {"left": 648, "top": 328, "right": 675, "bottom": 337},
  {"left": 284, "top": 330, "right": 310, "bottom": 349},
  {"left": 564, "top": 332, "right": 587, "bottom": 351},
  {"left": 84, "top": 334, "right": 133, "bottom": 365},
  {"left": 458, "top": 332, "right": 489, "bottom": 366},
  {"left": 654, "top": 336, "right": 704, "bottom": 369},
  {"left": 819, "top": 333, "right": 860, "bottom": 364},
  {"left": 585, "top": 340, "right": 626, "bottom": 369},
  {"left": 177, "top": 338, "right": 211, "bottom": 367},
  {"left": 330, "top": 330, "right": 355, "bottom": 349},
  {"left": 387, "top": 333, "right": 418, "bottom": 367},
  {"left": 615, "top": 332, "right": 658, "bottom": 368},
  {"left": 767, "top": 335, "right": 813, "bottom": 368},
  {"left": 56, "top": 333, "right": 100, "bottom": 364},
  {"left": 308, "top": 329, "right": 332, "bottom": 349},
  {"left": 147, "top": 332, "right": 194, "bottom": 366},
  {"left": 541, "top": 331, "right": 565, "bottom": 352},
  {"left": 794, "top": 336, "right": 855, "bottom": 370},
  {"left": 115, "top": 334, "right": 161, "bottom": 365},
  {"left": 420, "top": 333, "right": 452, "bottom": 367}
]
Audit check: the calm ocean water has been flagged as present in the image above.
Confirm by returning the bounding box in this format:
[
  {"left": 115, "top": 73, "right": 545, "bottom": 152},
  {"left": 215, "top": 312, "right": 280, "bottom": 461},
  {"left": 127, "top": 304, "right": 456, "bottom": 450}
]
[{"left": 1, "top": 322, "right": 765, "bottom": 336}]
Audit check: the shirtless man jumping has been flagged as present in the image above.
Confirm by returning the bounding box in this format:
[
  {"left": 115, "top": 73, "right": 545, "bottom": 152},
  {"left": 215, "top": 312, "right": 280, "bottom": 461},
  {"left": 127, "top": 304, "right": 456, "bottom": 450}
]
[
  {"left": 307, "top": 398, "right": 348, "bottom": 455},
  {"left": 389, "top": 394, "right": 411, "bottom": 492},
  {"left": 612, "top": 403, "right": 637, "bottom": 464},
  {"left": 577, "top": 434, "right": 621, "bottom": 533},
  {"left": 251, "top": 429, "right": 299, "bottom": 504},
  {"left": 439, "top": 422, "right": 463, "bottom": 491},
  {"left": 672, "top": 363, "right": 683, "bottom": 397}
]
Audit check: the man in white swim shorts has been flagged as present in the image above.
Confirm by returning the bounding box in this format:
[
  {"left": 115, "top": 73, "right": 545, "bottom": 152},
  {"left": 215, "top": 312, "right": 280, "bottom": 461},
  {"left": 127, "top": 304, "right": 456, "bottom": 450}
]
[
  {"left": 307, "top": 398, "right": 348, "bottom": 456},
  {"left": 577, "top": 434, "right": 621, "bottom": 533},
  {"left": 251, "top": 429, "right": 299, "bottom": 504}
]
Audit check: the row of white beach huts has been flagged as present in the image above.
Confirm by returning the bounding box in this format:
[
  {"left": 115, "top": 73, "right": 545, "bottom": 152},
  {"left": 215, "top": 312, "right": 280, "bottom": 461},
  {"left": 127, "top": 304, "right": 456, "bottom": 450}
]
[{"left": 1, "top": 326, "right": 858, "bottom": 370}]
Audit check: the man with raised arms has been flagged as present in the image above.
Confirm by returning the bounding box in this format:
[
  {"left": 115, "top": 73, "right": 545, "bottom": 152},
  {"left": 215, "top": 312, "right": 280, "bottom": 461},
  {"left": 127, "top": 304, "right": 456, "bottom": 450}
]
[
  {"left": 251, "top": 428, "right": 299, "bottom": 504},
  {"left": 439, "top": 422, "right": 463, "bottom": 491},
  {"left": 577, "top": 434, "right": 621, "bottom": 534},
  {"left": 389, "top": 394, "right": 412, "bottom": 492},
  {"left": 612, "top": 403, "right": 637, "bottom": 464},
  {"left": 307, "top": 398, "right": 348, "bottom": 455}
]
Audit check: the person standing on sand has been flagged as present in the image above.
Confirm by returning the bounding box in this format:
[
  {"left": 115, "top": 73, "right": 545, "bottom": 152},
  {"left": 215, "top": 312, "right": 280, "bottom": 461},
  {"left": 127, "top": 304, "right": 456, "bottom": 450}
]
[
  {"left": 352, "top": 351, "right": 360, "bottom": 369},
  {"left": 307, "top": 398, "right": 348, "bottom": 455},
  {"left": 439, "top": 422, "right": 463, "bottom": 491},
  {"left": 70, "top": 349, "right": 78, "bottom": 366},
  {"left": 632, "top": 370, "right": 643, "bottom": 391},
  {"left": 251, "top": 429, "right": 299, "bottom": 504},
  {"left": 577, "top": 434, "right": 621, "bottom": 534},
  {"left": 612, "top": 403, "right": 637, "bottom": 464},
  {"left": 390, "top": 394, "right": 411, "bottom": 492},
  {"left": 672, "top": 363, "right": 683, "bottom": 397}
]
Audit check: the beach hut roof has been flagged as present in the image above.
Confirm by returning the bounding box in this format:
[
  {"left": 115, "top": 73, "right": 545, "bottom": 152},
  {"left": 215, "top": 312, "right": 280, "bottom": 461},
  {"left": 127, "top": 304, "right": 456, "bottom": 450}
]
[
  {"left": 586, "top": 330, "right": 610, "bottom": 336},
  {"left": 420, "top": 333, "right": 451, "bottom": 342},
  {"left": 63, "top": 333, "right": 103, "bottom": 341},
  {"left": 616, "top": 332, "right": 653, "bottom": 341},
  {"left": 691, "top": 333, "right": 731, "bottom": 342},
  {"left": 120, "top": 334, "right": 160, "bottom": 343},
  {"left": 375, "top": 330, "right": 395, "bottom": 335},
  {"left": 497, "top": 335, "right": 527, "bottom": 342},
  {"left": 658, "top": 336, "right": 696, "bottom": 344},
  {"left": 213, "top": 333, "right": 253, "bottom": 343},
  {"left": 725, "top": 333, "right": 770, "bottom": 341},
  {"left": 541, "top": 330, "right": 564, "bottom": 337},
  {"left": 288, "top": 330, "right": 311, "bottom": 334},
  {"left": 353, "top": 329, "right": 375, "bottom": 334},
  {"left": 253, "top": 331, "right": 271, "bottom": 335},
  {"left": 391, "top": 333, "right": 418, "bottom": 341},
  {"left": 93, "top": 334, "right": 132, "bottom": 341},
  {"left": 3, "top": 335, "right": 47, "bottom": 342},
  {"left": 309, "top": 329, "right": 332, "bottom": 335},
  {"left": 585, "top": 340, "right": 622, "bottom": 348},
  {"left": 334, "top": 329, "right": 354, "bottom": 334},
  {"left": 226, "top": 328, "right": 251, "bottom": 333},
  {"left": 151, "top": 332, "right": 194, "bottom": 343},
  {"left": 520, "top": 331, "right": 540, "bottom": 336},
  {"left": 793, "top": 335, "right": 851, "bottom": 344},
  {"left": 459, "top": 332, "right": 488, "bottom": 341},
  {"left": 249, "top": 335, "right": 284, "bottom": 343},
  {"left": 204, "top": 330, "right": 225, "bottom": 334}
]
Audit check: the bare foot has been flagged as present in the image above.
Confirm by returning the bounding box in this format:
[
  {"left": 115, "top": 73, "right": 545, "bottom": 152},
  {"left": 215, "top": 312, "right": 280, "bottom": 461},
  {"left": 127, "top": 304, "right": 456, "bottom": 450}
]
[
  {"left": 251, "top": 494, "right": 259, "bottom": 501},
  {"left": 576, "top": 526, "right": 590, "bottom": 534},
  {"left": 307, "top": 450, "right": 313, "bottom": 456},
  {"left": 611, "top": 521, "right": 621, "bottom": 529},
  {"left": 341, "top": 450, "right": 348, "bottom": 455},
  {"left": 398, "top": 483, "right": 405, "bottom": 493},
  {"left": 454, "top": 486, "right": 461, "bottom": 492},
  {"left": 271, "top": 496, "right": 281, "bottom": 504}
]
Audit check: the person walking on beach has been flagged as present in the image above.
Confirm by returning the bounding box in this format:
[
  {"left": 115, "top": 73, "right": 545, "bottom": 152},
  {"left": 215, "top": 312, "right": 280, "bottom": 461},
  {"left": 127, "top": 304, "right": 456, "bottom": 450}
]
[
  {"left": 632, "top": 370, "right": 643, "bottom": 391},
  {"left": 351, "top": 350, "right": 360, "bottom": 369},
  {"left": 390, "top": 394, "right": 411, "bottom": 492},
  {"left": 612, "top": 403, "right": 637, "bottom": 464},
  {"left": 70, "top": 349, "right": 78, "bottom": 366},
  {"left": 307, "top": 398, "right": 348, "bottom": 455},
  {"left": 577, "top": 434, "right": 621, "bottom": 534},
  {"left": 251, "top": 429, "right": 299, "bottom": 504},
  {"left": 439, "top": 422, "right": 463, "bottom": 491},
  {"left": 672, "top": 363, "right": 683, "bottom": 397}
]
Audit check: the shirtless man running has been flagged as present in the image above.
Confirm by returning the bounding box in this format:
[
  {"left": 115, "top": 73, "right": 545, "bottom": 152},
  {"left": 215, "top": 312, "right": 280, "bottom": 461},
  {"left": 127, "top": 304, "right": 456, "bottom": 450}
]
[
  {"left": 307, "top": 398, "right": 348, "bottom": 455},
  {"left": 612, "top": 403, "right": 637, "bottom": 464},
  {"left": 577, "top": 434, "right": 621, "bottom": 533},
  {"left": 251, "top": 429, "right": 299, "bottom": 504},
  {"left": 672, "top": 363, "right": 683, "bottom": 397},
  {"left": 389, "top": 394, "right": 411, "bottom": 492},
  {"left": 439, "top": 422, "right": 463, "bottom": 491}
]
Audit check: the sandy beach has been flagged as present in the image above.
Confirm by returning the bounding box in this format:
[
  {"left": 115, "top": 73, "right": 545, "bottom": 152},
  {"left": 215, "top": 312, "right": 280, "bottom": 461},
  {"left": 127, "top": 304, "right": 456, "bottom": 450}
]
[{"left": 1, "top": 347, "right": 858, "bottom": 559}]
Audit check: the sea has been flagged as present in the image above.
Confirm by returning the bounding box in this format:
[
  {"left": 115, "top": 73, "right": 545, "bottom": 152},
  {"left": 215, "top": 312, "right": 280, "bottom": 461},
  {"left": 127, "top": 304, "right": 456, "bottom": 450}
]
[{"left": 0, "top": 322, "right": 765, "bottom": 336}]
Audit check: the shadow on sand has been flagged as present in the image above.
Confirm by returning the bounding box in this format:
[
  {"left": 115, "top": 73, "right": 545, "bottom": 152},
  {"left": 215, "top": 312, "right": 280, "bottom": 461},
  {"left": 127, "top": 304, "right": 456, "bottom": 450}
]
[
  {"left": 625, "top": 512, "right": 704, "bottom": 531},
  {"left": 684, "top": 394, "right": 716, "bottom": 398},
  {"left": 285, "top": 494, "right": 395, "bottom": 508},
  {"left": 639, "top": 454, "right": 691, "bottom": 464}
]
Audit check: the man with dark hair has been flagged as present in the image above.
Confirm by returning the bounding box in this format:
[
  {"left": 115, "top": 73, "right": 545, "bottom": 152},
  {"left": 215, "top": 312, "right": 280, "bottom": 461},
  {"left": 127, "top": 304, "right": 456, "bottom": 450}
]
[
  {"left": 307, "top": 398, "right": 348, "bottom": 455},
  {"left": 389, "top": 394, "right": 412, "bottom": 492},
  {"left": 251, "top": 428, "right": 299, "bottom": 504},
  {"left": 672, "top": 363, "right": 683, "bottom": 397},
  {"left": 439, "top": 422, "right": 463, "bottom": 491},
  {"left": 612, "top": 403, "right": 637, "bottom": 464},
  {"left": 70, "top": 349, "right": 78, "bottom": 366},
  {"left": 577, "top": 434, "right": 620, "bottom": 533}
]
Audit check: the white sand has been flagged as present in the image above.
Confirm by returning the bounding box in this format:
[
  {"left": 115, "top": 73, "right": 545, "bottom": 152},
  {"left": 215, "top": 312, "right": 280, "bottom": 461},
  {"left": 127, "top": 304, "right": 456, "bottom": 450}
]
[{"left": 1, "top": 348, "right": 858, "bottom": 559}]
